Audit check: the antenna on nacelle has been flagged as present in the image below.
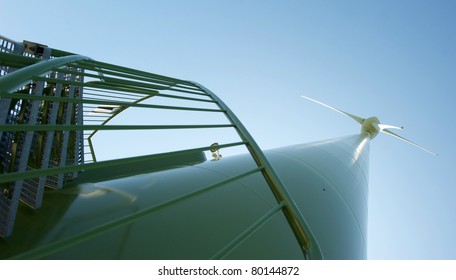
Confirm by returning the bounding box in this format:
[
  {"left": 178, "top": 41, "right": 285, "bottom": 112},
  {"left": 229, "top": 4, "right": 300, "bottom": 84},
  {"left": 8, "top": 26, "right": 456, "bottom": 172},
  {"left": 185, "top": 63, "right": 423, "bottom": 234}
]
[{"left": 300, "top": 95, "right": 438, "bottom": 156}]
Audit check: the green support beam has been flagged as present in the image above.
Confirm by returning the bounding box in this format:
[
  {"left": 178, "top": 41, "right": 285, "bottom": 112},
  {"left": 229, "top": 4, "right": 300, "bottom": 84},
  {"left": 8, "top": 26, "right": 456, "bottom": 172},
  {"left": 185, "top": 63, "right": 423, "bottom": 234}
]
[
  {"left": 0, "top": 124, "right": 233, "bottom": 132},
  {"left": 0, "top": 142, "right": 247, "bottom": 184}
]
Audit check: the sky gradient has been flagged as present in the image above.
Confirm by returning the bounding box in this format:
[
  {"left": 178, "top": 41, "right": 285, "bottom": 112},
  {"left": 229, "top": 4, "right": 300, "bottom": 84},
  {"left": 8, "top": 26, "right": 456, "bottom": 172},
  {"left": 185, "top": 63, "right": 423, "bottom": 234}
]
[{"left": 2, "top": 0, "right": 456, "bottom": 259}]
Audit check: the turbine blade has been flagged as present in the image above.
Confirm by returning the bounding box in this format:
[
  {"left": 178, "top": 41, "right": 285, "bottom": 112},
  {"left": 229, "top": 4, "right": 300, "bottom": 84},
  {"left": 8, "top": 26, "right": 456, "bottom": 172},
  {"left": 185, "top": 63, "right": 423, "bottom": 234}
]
[
  {"left": 378, "top": 124, "right": 404, "bottom": 131},
  {"left": 382, "top": 129, "right": 438, "bottom": 156},
  {"left": 300, "top": 95, "right": 365, "bottom": 124}
]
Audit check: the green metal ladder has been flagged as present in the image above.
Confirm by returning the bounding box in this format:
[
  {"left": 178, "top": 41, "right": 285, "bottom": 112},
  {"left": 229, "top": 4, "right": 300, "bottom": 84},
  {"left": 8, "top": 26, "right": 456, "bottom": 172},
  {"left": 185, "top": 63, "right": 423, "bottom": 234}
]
[{"left": 0, "top": 36, "right": 321, "bottom": 259}]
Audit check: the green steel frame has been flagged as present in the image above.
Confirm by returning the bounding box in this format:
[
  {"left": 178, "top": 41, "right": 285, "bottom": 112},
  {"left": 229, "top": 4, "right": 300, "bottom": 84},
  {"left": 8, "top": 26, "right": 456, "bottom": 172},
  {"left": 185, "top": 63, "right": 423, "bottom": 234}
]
[{"left": 0, "top": 36, "right": 321, "bottom": 259}]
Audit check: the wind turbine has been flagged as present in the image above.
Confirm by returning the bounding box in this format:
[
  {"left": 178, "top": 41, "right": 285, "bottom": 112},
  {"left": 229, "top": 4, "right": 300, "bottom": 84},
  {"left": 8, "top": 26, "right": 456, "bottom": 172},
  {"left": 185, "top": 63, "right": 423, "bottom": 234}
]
[
  {"left": 0, "top": 34, "right": 437, "bottom": 259},
  {"left": 300, "top": 95, "right": 438, "bottom": 156}
]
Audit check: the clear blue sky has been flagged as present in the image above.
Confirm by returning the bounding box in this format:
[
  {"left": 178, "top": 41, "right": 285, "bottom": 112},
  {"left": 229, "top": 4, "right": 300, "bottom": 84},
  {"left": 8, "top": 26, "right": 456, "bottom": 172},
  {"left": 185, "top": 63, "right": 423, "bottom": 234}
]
[{"left": 2, "top": 0, "right": 455, "bottom": 259}]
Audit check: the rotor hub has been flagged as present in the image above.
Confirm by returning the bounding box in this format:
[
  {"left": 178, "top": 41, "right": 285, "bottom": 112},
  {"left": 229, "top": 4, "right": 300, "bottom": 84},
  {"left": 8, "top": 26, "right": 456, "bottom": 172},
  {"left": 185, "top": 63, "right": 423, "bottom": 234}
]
[{"left": 361, "top": 117, "right": 380, "bottom": 139}]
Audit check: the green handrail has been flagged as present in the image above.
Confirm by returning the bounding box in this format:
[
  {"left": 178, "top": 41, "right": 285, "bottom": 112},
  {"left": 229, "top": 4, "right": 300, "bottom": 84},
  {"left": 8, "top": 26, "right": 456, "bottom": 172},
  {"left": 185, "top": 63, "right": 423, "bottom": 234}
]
[
  {"left": 193, "top": 82, "right": 323, "bottom": 260},
  {"left": 0, "top": 92, "right": 221, "bottom": 112},
  {"left": 0, "top": 53, "right": 90, "bottom": 92},
  {"left": 210, "top": 201, "right": 286, "bottom": 260}
]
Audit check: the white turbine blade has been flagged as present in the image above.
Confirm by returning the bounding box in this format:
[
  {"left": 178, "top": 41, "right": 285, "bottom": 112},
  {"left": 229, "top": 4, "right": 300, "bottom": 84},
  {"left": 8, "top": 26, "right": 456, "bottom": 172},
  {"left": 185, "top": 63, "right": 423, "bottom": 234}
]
[
  {"left": 378, "top": 124, "right": 404, "bottom": 131},
  {"left": 382, "top": 129, "right": 438, "bottom": 156},
  {"left": 300, "top": 95, "right": 365, "bottom": 125}
]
